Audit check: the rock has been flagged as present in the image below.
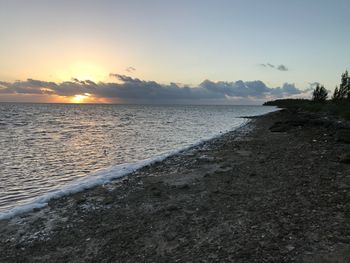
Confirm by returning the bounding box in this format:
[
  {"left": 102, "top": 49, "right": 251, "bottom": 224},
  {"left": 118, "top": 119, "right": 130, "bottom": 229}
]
[
  {"left": 338, "top": 153, "right": 350, "bottom": 164},
  {"left": 164, "top": 230, "right": 177, "bottom": 241},
  {"left": 211, "top": 188, "right": 220, "bottom": 194},
  {"left": 270, "top": 118, "right": 311, "bottom": 132},
  {"left": 309, "top": 118, "right": 331, "bottom": 127},
  {"left": 150, "top": 186, "right": 162, "bottom": 196},
  {"left": 286, "top": 245, "right": 295, "bottom": 252},
  {"left": 197, "top": 155, "right": 215, "bottom": 163},
  {"left": 269, "top": 122, "right": 290, "bottom": 132},
  {"left": 306, "top": 232, "right": 320, "bottom": 242},
  {"left": 236, "top": 150, "right": 252, "bottom": 157},
  {"left": 103, "top": 196, "right": 114, "bottom": 205},
  {"left": 336, "top": 130, "right": 350, "bottom": 143},
  {"left": 178, "top": 184, "right": 190, "bottom": 190},
  {"left": 152, "top": 190, "right": 161, "bottom": 197},
  {"left": 288, "top": 119, "right": 309, "bottom": 127},
  {"left": 166, "top": 204, "right": 179, "bottom": 211}
]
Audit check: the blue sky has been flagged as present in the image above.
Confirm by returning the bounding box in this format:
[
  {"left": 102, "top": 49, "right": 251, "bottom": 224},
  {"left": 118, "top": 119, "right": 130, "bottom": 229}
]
[{"left": 0, "top": 0, "right": 349, "bottom": 103}]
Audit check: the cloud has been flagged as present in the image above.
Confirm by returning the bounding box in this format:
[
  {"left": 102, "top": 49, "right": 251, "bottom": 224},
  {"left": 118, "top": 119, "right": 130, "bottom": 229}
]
[
  {"left": 125, "top": 66, "right": 136, "bottom": 73},
  {"left": 270, "top": 83, "right": 301, "bottom": 97},
  {"left": 0, "top": 75, "right": 310, "bottom": 104},
  {"left": 277, "top": 64, "right": 288, "bottom": 71},
  {"left": 259, "top": 63, "right": 288, "bottom": 71},
  {"left": 308, "top": 82, "right": 320, "bottom": 89}
]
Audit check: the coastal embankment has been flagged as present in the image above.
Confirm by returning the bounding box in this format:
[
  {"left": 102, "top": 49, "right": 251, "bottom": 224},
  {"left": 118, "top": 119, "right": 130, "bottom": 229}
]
[{"left": 0, "top": 109, "right": 349, "bottom": 262}]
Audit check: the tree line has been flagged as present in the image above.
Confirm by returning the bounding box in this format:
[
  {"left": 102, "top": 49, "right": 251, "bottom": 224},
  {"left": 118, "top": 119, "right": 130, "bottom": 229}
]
[
  {"left": 313, "top": 70, "right": 350, "bottom": 102},
  {"left": 264, "top": 70, "right": 350, "bottom": 120}
]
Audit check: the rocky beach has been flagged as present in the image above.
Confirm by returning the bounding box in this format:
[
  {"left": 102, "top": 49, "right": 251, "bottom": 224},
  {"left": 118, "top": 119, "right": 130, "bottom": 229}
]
[{"left": 0, "top": 109, "right": 349, "bottom": 262}]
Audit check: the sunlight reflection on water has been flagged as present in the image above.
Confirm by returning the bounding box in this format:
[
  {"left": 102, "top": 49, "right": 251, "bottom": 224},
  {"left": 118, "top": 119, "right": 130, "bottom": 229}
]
[{"left": 0, "top": 103, "right": 276, "bottom": 211}]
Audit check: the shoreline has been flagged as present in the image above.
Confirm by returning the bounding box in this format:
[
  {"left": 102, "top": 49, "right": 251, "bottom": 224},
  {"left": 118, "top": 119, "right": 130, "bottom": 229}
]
[
  {"left": 0, "top": 116, "right": 253, "bottom": 220},
  {"left": 1, "top": 109, "right": 349, "bottom": 262}
]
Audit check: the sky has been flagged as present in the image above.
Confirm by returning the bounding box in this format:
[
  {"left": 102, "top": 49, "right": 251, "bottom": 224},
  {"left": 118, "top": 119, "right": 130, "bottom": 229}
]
[{"left": 0, "top": 0, "right": 349, "bottom": 104}]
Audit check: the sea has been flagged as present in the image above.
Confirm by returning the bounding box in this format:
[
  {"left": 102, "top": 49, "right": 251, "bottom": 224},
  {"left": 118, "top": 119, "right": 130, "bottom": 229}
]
[{"left": 0, "top": 103, "right": 277, "bottom": 218}]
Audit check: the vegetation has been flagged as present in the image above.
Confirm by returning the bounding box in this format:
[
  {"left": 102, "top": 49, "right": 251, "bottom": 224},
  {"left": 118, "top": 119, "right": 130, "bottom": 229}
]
[
  {"left": 264, "top": 70, "right": 350, "bottom": 120},
  {"left": 312, "top": 85, "right": 328, "bottom": 102},
  {"left": 333, "top": 70, "right": 350, "bottom": 101}
]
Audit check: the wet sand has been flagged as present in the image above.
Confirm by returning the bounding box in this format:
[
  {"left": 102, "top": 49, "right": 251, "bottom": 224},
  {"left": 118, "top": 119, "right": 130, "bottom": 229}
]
[{"left": 0, "top": 109, "right": 349, "bottom": 262}]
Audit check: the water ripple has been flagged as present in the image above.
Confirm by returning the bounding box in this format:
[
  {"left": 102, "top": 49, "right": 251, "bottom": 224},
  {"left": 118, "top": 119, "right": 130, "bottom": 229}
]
[{"left": 0, "top": 104, "right": 276, "bottom": 211}]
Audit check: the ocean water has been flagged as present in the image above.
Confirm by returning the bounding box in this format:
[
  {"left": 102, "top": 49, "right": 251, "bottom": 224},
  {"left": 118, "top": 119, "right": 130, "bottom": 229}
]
[{"left": 0, "top": 103, "right": 276, "bottom": 217}]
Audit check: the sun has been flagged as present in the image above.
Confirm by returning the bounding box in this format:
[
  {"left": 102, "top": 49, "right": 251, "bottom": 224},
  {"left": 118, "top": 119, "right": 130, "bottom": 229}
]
[{"left": 71, "top": 93, "right": 91, "bottom": 103}]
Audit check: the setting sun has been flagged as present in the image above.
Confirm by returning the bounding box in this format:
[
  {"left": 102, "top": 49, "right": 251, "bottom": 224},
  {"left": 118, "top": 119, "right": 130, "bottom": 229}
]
[{"left": 71, "top": 93, "right": 91, "bottom": 103}]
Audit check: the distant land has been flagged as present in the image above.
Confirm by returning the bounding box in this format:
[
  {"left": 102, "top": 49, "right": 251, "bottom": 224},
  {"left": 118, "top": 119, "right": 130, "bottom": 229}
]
[{"left": 264, "top": 70, "right": 350, "bottom": 120}]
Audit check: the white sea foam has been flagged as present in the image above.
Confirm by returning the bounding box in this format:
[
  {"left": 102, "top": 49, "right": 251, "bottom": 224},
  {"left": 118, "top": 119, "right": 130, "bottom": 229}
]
[
  {"left": 0, "top": 119, "right": 253, "bottom": 220},
  {"left": 0, "top": 157, "right": 162, "bottom": 220}
]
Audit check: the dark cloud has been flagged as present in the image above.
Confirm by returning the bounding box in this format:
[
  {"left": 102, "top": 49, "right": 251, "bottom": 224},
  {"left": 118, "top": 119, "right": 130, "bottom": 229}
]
[
  {"left": 259, "top": 63, "right": 288, "bottom": 71},
  {"left": 109, "top": 74, "right": 141, "bottom": 83},
  {"left": 126, "top": 66, "right": 136, "bottom": 73},
  {"left": 0, "top": 75, "right": 309, "bottom": 104},
  {"left": 277, "top": 65, "right": 288, "bottom": 71}
]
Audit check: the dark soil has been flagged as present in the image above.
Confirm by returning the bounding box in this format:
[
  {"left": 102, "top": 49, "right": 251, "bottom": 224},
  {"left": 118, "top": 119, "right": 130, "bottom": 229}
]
[{"left": 0, "top": 109, "right": 349, "bottom": 262}]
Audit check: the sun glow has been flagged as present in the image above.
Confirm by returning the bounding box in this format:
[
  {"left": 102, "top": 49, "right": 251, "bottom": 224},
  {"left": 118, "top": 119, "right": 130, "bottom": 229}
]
[
  {"left": 71, "top": 93, "right": 92, "bottom": 103},
  {"left": 57, "top": 61, "right": 107, "bottom": 82}
]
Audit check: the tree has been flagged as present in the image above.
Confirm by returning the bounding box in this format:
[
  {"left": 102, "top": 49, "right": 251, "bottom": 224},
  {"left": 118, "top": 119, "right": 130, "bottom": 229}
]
[
  {"left": 347, "top": 73, "right": 350, "bottom": 100},
  {"left": 337, "top": 70, "right": 350, "bottom": 100},
  {"left": 312, "top": 84, "right": 328, "bottom": 102},
  {"left": 332, "top": 86, "right": 341, "bottom": 101}
]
